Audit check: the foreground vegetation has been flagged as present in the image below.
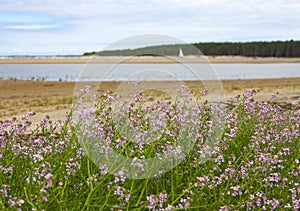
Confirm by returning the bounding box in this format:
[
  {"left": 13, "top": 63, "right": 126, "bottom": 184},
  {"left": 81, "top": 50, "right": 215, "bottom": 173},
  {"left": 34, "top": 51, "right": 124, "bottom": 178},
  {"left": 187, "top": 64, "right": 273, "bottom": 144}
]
[
  {"left": 84, "top": 40, "right": 300, "bottom": 58},
  {"left": 0, "top": 89, "right": 299, "bottom": 210}
]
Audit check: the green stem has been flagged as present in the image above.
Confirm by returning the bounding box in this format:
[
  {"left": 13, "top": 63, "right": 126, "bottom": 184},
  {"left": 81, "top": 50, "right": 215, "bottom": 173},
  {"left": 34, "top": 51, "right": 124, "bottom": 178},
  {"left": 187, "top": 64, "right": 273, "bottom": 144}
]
[{"left": 24, "top": 187, "right": 37, "bottom": 210}]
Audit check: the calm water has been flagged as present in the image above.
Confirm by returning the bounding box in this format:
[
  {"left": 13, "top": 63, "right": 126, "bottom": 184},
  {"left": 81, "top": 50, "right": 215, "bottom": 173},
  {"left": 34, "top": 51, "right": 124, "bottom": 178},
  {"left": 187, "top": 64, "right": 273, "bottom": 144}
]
[{"left": 0, "top": 63, "right": 300, "bottom": 81}]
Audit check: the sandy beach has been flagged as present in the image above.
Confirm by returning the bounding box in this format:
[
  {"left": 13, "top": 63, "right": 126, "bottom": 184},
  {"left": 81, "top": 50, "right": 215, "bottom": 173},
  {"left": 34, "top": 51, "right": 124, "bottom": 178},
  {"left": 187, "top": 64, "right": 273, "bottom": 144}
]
[
  {"left": 1, "top": 78, "right": 299, "bottom": 123},
  {"left": 1, "top": 56, "right": 299, "bottom": 122},
  {"left": 2, "top": 56, "right": 300, "bottom": 64}
]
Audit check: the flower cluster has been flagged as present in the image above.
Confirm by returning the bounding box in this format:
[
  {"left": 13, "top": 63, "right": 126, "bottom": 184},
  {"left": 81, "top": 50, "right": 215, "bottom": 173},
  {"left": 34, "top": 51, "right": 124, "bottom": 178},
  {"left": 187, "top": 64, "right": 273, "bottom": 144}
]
[{"left": 0, "top": 88, "right": 299, "bottom": 210}]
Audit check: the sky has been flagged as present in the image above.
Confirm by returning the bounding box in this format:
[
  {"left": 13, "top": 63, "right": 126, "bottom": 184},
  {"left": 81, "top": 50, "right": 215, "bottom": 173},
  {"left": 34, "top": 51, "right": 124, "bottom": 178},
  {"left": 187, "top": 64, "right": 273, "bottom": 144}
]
[{"left": 0, "top": 0, "right": 300, "bottom": 55}]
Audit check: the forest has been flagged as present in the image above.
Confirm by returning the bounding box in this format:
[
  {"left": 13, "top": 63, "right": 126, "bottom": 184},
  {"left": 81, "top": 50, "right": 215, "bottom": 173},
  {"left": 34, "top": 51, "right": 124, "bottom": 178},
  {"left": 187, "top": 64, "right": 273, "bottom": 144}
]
[{"left": 83, "top": 40, "right": 300, "bottom": 57}]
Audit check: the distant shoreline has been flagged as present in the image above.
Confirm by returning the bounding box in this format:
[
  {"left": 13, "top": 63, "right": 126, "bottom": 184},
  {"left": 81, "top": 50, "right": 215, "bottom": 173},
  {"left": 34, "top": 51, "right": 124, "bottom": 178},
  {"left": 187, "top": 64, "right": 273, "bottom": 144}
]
[{"left": 1, "top": 56, "right": 300, "bottom": 64}]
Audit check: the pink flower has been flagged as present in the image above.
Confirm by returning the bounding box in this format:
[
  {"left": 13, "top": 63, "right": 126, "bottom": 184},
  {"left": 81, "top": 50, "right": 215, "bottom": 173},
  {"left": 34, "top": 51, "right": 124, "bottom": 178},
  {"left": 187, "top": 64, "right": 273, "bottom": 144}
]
[{"left": 44, "top": 173, "right": 53, "bottom": 180}]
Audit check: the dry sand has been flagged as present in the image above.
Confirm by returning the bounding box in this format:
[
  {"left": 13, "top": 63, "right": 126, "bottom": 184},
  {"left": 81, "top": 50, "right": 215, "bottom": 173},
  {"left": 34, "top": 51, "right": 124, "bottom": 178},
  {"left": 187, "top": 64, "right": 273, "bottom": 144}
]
[
  {"left": 1, "top": 78, "right": 299, "bottom": 123},
  {"left": 1, "top": 56, "right": 300, "bottom": 64}
]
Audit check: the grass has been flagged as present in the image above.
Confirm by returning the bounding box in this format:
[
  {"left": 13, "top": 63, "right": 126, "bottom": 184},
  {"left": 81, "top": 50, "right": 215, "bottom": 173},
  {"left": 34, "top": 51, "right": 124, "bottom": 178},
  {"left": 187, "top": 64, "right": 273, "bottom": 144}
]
[
  {"left": 231, "top": 86, "right": 241, "bottom": 91},
  {"left": 0, "top": 88, "right": 299, "bottom": 210}
]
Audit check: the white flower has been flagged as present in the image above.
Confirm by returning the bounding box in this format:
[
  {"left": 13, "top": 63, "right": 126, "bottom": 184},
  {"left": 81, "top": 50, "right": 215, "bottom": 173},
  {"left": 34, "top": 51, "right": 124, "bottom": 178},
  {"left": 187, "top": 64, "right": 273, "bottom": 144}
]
[{"left": 284, "top": 203, "right": 291, "bottom": 208}]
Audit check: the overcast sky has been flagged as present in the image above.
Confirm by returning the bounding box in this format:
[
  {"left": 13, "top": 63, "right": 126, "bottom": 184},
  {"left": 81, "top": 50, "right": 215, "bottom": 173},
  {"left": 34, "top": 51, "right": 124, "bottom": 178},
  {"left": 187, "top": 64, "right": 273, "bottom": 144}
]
[{"left": 1, "top": 0, "right": 300, "bottom": 55}]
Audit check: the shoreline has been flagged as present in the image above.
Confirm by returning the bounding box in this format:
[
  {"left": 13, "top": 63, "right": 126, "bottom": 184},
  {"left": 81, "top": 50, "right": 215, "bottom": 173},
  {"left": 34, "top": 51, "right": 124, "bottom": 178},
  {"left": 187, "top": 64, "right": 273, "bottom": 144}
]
[
  {"left": 1, "top": 78, "right": 299, "bottom": 122},
  {"left": 1, "top": 56, "right": 300, "bottom": 64}
]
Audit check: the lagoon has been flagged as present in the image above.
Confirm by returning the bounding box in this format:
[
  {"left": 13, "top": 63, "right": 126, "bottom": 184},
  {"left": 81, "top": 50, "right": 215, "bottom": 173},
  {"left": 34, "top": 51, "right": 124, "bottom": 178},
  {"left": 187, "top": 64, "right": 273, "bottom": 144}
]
[{"left": 0, "top": 63, "right": 299, "bottom": 81}]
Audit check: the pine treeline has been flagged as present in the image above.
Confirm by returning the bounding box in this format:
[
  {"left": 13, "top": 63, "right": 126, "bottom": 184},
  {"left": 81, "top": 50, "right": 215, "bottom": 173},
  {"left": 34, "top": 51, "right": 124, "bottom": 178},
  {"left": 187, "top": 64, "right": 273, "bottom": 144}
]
[
  {"left": 83, "top": 40, "right": 300, "bottom": 57},
  {"left": 193, "top": 40, "right": 300, "bottom": 57}
]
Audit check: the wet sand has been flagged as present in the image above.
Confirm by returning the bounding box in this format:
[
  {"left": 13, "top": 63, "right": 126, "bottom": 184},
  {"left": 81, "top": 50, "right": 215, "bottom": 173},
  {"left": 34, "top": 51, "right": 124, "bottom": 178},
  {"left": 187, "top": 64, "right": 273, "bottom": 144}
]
[{"left": 1, "top": 78, "right": 299, "bottom": 123}]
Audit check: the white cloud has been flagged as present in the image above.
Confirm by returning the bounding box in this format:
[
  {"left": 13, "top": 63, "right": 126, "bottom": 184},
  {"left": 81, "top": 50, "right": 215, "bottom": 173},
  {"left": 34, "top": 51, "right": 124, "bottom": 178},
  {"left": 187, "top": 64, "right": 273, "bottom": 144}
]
[
  {"left": 4, "top": 24, "right": 60, "bottom": 30},
  {"left": 0, "top": 0, "right": 300, "bottom": 55}
]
